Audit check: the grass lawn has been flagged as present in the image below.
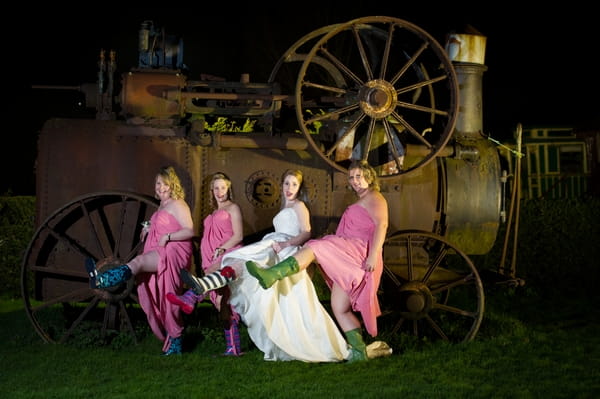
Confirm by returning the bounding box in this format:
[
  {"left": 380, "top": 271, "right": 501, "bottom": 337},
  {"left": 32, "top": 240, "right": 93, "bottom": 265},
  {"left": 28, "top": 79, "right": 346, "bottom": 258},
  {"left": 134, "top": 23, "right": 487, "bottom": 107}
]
[{"left": 1, "top": 286, "right": 599, "bottom": 399}]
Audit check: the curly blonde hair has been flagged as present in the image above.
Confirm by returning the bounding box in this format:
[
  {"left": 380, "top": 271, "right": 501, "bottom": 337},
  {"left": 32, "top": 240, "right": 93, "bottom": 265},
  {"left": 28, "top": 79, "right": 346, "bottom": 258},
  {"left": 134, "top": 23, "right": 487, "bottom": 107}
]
[
  {"left": 209, "top": 172, "right": 234, "bottom": 209},
  {"left": 157, "top": 166, "right": 186, "bottom": 200},
  {"left": 348, "top": 160, "right": 380, "bottom": 192}
]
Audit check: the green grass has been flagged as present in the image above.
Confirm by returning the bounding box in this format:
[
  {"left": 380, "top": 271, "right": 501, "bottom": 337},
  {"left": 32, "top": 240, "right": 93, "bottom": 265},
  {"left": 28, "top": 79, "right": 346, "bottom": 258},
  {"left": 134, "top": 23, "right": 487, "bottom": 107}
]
[{"left": 2, "top": 287, "right": 599, "bottom": 399}]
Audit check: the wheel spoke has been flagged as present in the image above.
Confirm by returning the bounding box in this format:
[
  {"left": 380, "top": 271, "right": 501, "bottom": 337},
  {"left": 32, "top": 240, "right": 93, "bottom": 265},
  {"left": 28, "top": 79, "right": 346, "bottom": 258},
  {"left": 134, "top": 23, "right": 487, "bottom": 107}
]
[
  {"left": 304, "top": 102, "right": 360, "bottom": 125},
  {"left": 422, "top": 243, "right": 449, "bottom": 283},
  {"left": 29, "top": 287, "right": 93, "bottom": 313},
  {"left": 59, "top": 296, "right": 101, "bottom": 344},
  {"left": 324, "top": 111, "right": 367, "bottom": 158},
  {"left": 424, "top": 314, "right": 450, "bottom": 341},
  {"left": 80, "top": 200, "right": 106, "bottom": 259},
  {"left": 434, "top": 302, "right": 479, "bottom": 318},
  {"left": 318, "top": 46, "right": 365, "bottom": 87},
  {"left": 377, "top": 23, "right": 394, "bottom": 80},
  {"left": 382, "top": 119, "right": 405, "bottom": 172},
  {"left": 41, "top": 224, "right": 95, "bottom": 262},
  {"left": 351, "top": 24, "right": 374, "bottom": 81},
  {"left": 389, "top": 41, "right": 428, "bottom": 86},
  {"left": 430, "top": 273, "right": 477, "bottom": 295},
  {"left": 118, "top": 299, "right": 139, "bottom": 344},
  {"left": 390, "top": 111, "right": 434, "bottom": 148},
  {"left": 359, "top": 117, "right": 377, "bottom": 162},
  {"left": 395, "top": 74, "right": 447, "bottom": 96}
]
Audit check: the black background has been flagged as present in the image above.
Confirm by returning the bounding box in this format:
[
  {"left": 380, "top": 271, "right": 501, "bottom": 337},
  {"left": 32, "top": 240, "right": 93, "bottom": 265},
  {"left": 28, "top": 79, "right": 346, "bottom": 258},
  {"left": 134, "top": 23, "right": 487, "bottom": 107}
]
[{"left": 6, "top": 4, "right": 598, "bottom": 195}]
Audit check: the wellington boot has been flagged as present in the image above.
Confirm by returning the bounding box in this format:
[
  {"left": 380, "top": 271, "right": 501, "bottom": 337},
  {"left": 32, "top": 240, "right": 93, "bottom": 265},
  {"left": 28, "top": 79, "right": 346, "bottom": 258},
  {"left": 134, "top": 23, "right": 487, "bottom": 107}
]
[
  {"left": 96, "top": 265, "right": 132, "bottom": 289},
  {"left": 166, "top": 289, "right": 204, "bottom": 314},
  {"left": 181, "top": 267, "right": 236, "bottom": 296},
  {"left": 246, "top": 256, "right": 299, "bottom": 289},
  {"left": 345, "top": 328, "right": 368, "bottom": 362},
  {"left": 222, "top": 319, "right": 243, "bottom": 356},
  {"left": 162, "top": 336, "right": 182, "bottom": 356}
]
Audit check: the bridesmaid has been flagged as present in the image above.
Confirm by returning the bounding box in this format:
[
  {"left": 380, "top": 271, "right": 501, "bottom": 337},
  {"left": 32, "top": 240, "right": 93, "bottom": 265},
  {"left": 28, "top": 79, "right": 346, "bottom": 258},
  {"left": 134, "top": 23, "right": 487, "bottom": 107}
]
[
  {"left": 166, "top": 172, "right": 244, "bottom": 356},
  {"left": 86, "top": 166, "right": 195, "bottom": 355}
]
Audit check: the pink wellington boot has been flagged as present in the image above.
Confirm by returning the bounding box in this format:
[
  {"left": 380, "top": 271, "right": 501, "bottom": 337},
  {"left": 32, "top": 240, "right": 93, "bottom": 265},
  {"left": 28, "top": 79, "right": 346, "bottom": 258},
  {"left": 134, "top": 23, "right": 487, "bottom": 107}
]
[{"left": 166, "top": 289, "right": 204, "bottom": 314}]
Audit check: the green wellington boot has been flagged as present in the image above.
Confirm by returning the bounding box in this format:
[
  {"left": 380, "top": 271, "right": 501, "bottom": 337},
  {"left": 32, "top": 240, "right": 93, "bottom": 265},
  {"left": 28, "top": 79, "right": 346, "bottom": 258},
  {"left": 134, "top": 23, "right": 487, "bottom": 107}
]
[
  {"left": 245, "top": 256, "right": 299, "bottom": 289},
  {"left": 345, "top": 328, "right": 369, "bottom": 362}
]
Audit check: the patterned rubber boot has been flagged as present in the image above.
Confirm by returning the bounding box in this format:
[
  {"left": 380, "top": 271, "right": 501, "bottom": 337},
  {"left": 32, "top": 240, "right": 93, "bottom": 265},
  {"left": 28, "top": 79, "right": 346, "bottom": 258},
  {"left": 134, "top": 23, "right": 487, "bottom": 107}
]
[
  {"left": 246, "top": 256, "right": 299, "bottom": 289},
  {"left": 166, "top": 289, "right": 204, "bottom": 314},
  {"left": 84, "top": 258, "right": 98, "bottom": 288},
  {"left": 162, "top": 336, "right": 182, "bottom": 356},
  {"left": 345, "top": 328, "right": 368, "bottom": 362},
  {"left": 180, "top": 266, "right": 236, "bottom": 295},
  {"left": 222, "top": 319, "right": 243, "bottom": 356},
  {"left": 96, "top": 265, "right": 132, "bottom": 289}
]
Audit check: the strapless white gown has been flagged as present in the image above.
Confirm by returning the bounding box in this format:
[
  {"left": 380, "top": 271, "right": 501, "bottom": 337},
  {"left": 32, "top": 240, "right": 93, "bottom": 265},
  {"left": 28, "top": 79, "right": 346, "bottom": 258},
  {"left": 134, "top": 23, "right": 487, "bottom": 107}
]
[{"left": 221, "top": 207, "right": 349, "bottom": 362}]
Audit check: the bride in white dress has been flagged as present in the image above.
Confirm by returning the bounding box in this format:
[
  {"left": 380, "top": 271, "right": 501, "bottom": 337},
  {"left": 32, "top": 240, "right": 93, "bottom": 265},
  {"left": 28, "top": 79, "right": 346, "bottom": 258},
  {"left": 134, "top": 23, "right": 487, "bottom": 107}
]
[{"left": 182, "top": 169, "right": 349, "bottom": 362}]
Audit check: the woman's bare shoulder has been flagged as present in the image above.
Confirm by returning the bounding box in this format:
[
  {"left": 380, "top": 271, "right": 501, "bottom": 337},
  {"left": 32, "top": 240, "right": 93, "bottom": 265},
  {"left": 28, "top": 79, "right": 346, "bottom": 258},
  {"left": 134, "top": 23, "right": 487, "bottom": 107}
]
[
  {"left": 293, "top": 200, "right": 309, "bottom": 212},
  {"left": 225, "top": 201, "right": 242, "bottom": 215},
  {"left": 365, "top": 190, "right": 387, "bottom": 210}
]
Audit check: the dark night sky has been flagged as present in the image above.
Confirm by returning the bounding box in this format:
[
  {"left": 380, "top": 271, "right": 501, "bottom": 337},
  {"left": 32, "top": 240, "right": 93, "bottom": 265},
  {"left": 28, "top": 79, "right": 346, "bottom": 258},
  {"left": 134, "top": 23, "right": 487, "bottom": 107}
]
[{"left": 6, "top": 4, "right": 598, "bottom": 195}]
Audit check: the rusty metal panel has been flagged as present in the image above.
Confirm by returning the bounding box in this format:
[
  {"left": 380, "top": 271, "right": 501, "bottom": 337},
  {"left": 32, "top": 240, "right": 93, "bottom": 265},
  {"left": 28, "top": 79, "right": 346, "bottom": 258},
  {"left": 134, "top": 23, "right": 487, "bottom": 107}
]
[
  {"left": 120, "top": 70, "right": 186, "bottom": 120},
  {"left": 36, "top": 118, "right": 204, "bottom": 233},
  {"left": 198, "top": 146, "right": 333, "bottom": 239}
]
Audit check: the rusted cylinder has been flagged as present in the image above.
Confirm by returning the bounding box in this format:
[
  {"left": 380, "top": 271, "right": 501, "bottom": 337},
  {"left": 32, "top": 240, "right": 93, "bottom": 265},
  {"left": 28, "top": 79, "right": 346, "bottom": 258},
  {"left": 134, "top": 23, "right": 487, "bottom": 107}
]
[
  {"left": 453, "top": 62, "right": 487, "bottom": 139},
  {"left": 171, "top": 91, "right": 289, "bottom": 102},
  {"left": 446, "top": 34, "right": 488, "bottom": 140}
]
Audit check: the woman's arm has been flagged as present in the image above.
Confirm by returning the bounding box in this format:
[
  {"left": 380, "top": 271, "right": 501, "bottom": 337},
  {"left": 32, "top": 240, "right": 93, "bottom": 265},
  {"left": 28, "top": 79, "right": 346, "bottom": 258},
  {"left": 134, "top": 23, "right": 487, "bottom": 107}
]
[
  {"left": 364, "top": 190, "right": 389, "bottom": 272},
  {"left": 220, "top": 202, "right": 244, "bottom": 250},
  {"left": 162, "top": 199, "right": 195, "bottom": 246}
]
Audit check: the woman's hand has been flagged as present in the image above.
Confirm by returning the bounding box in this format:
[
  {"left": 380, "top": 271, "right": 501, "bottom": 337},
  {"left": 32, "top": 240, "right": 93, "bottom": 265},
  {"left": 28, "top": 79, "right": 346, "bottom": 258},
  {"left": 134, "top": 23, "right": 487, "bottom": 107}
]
[
  {"left": 159, "top": 233, "right": 171, "bottom": 247},
  {"left": 272, "top": 241, "right": 286, "bottom": 253},
  {"left": 364, "top": 253, "right": 377, "bottom": 272},
  {"left": 213, "top": 247, "right": 226, "bottom": 260},
  {"left": 140, "top": 221, "right": 150, "bottom": 241}
]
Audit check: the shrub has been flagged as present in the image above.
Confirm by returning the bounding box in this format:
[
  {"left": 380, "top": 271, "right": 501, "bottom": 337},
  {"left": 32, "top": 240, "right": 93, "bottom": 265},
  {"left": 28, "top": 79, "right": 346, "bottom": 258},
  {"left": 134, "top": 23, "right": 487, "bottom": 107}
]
[{"left": 0, "top": 196, "right": 35, "bottom": 298}]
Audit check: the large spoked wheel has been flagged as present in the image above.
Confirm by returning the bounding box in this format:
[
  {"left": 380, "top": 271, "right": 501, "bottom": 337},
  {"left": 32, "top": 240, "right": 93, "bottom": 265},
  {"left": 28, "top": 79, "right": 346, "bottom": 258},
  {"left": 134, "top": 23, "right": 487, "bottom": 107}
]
[
  {"left": 21, "top": 191, "right": 158, "bottom": 344},
  {"left": 295, "top": 16, "right": 459, "bottom": 178},
  {"left": 379, "top": 230, "right": 485, "bottom": 343}
]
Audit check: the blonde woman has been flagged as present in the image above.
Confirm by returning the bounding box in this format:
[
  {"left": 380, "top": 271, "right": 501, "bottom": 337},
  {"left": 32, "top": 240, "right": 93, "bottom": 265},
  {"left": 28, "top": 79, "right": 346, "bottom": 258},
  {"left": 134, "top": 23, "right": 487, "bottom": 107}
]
[
  {"left": 166, "top": 172, "right": 244, "bottom": 356},
  {"left": 86, "top": 166, "right": 194, "bottom": 355}
]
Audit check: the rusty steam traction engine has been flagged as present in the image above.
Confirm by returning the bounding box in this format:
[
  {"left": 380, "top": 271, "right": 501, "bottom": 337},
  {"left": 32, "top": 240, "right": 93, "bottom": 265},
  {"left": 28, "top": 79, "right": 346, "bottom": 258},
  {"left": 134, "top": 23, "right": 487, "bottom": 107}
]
[{"left": 22, "top": 16, "right": 505, "bottom": 345}]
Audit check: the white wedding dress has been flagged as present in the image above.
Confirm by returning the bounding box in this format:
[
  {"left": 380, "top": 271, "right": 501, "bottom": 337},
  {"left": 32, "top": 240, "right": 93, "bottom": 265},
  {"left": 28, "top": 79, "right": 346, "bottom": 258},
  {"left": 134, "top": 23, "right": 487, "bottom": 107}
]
[{"left": 220, "top": 207, "right": 350, "bottom": 362}]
